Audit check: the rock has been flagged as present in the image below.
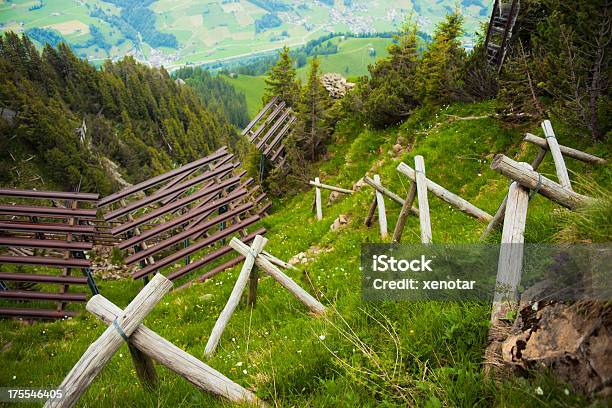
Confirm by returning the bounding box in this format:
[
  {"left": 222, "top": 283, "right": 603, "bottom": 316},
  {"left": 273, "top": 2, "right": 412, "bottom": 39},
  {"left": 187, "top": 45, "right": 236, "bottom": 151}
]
[
  {"left": 331, "top": 214, "right": 349, "bottom": 231},
  {"left": 392, "top": 144, "right": 403, "bottom": 154},
  {"left": 289, "top": 252, "right": 307, "bottom": 265},
  {"left": 352, "top": 178, "right": 367, "bottom": 191},
  {"left": 328, "top": 191, "right": 342, "bottom": 203},
  {"left": 502, "top": 300, "right": 612, "bottom": 395},
  {"left": 320, "top": 73, "right": 355, "bottom": 99}
]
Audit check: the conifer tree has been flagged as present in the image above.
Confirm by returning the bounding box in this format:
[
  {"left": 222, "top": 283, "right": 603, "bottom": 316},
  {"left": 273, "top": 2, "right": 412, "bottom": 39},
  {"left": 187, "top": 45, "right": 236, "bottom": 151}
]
[
  {"left": 263, "top": 46, "right": 300, "bottom": 107},
  {"left": 416, "top": 11, "right": 467, "bottom": 106},
  {"left": 293, "top": 57, "right": 331, "bottom": 161}
]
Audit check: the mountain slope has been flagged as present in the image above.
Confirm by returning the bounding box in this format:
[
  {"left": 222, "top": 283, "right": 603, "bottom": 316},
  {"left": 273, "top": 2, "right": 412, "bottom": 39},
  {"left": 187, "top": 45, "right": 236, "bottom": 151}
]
[{"left": 1, "top": 101, "right": 608, "bottom": 406}]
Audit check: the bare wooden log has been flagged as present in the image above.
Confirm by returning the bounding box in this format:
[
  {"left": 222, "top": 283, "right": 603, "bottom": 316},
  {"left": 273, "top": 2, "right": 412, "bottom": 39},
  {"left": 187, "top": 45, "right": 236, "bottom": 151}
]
[
  {"left": 86, "top": 297, "right": 262, "bottom": 406},
  {"left": 314, "top": 177, "right": 323, "bottom": 221},
  {"left": 205, "top": 236, "right": 267, "bottom": 356},
  {"left": 308, "top": 180, "right": 354, "bottom": 194},
  {"left": 480, "top": 148, "right": 547, "bottom": 240},
  {"left": 45, "top": 274, "right": 172, "bottom": 408},
  {"left": 392, "top": 181, "right": 417, "bottom": 243},
  {"left": 364, "top": 196, "right": 377, "bottom": 227},
  {"left": 542, "top": 120, "right": 573, "bottom": 191},
  {"left": 230, "top": 238, "right": 326, "bottom": 315},
  {"left": 363, "top": 176, "right": 419, "bottom": 215},
  {"left": 373, "top": 175, "right": 388, "bottom": 239},
  {"left": 524, "top": 133, "right": 607, "bottom": 164},
  {"left": 414, "top": 156, "right": 432, "bottom": 244},
  {"left": 491, "top": 154, "right": 594, "bottom": 210},
  {"left": 248, "top": 267, "right": 259, "bottom": 308},
  {"left": 397, "top": 162, "right": 493, "bottom": 222},
  {"left": 261, "top": 251, "right": 299, "bottom": 271},
  {"left": 491, "top": 174, "right": 530, "bottom": 325}
]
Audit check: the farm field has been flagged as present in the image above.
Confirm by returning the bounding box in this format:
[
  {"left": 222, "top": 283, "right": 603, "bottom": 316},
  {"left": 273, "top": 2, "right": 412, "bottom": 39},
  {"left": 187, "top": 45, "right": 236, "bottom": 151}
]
[{"left": 0, "top": 0, "right": 491, "bottom": 68}]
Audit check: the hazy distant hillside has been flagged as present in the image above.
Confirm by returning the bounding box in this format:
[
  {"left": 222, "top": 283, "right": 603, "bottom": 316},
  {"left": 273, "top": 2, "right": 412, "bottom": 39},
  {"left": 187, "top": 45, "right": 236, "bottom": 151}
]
[{"left": 0, "top": 0, "right": 491, "bottom": 69}]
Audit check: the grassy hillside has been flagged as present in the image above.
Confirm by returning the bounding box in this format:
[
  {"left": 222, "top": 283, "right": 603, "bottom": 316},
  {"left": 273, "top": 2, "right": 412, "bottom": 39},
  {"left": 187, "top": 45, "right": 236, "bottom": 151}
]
[
  {"left": 295, "top": 37, "right": 392, "bottom": 81},
  {"left": 1, "top": 101, "right": 608, "bottom": 407},
  {"left": 222, "top": 74, "right": 267, "bottom": 118}
]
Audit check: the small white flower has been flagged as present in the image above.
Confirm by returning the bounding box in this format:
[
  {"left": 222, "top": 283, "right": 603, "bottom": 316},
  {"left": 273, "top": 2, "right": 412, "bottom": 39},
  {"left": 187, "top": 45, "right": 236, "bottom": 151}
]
[
  {"left": 319, "top": 335, "right": 326, "bottom": 341},
  {"left": 119, "top": 353, "right": 123, "bottom": 358},
  {"left": 535, "top": 386, "right": 544, "bottom": 396},
  {"left": 297, "top": 350, "right": 302, "bottom": 354},
  {"left": 231, "top": 337, "right": 236, "bottom": 342},
  {"left": 236, "top": 362, "right": 243, "bottom": 367},
  {"left": 564, "top": 389, "right": 570, "bottom": 396},
  {"left": 242, "top": 369, "right": 247, "bottom": 374},
  {"left": 478, "top": 173, "right": 482, "bottom": 177},
  {"left": 12, "top": 376, "right": 16, "bottom": 380}
]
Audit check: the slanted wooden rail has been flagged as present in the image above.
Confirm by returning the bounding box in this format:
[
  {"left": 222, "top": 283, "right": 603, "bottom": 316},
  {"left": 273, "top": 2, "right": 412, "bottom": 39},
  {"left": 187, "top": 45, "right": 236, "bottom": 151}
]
[{"left": 309, "top": 178, "right": 354, "bottom": 221}]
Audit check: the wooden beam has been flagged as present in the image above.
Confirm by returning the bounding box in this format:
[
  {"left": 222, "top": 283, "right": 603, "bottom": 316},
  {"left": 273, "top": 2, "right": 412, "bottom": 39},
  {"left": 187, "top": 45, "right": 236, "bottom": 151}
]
[
  {"left": 392, "top": 180, "right": 417, "bottom": 243},
  {"left": 205, "top": 236, "right": 268, "bottom": 356},
  {"left": 541, "top": 120, "right": 573, "bottom": 191},
  {"left": 524, "top": 133, "right": 606, "bottom": 165},
  {"left": 309, "top": 180, "right": 354, "bottom": 195},
  {"left": 397, "top": 162, "right": 492, "bottom": 222},
  {"left": 373, "top": 175, "right": 388, "bottom": 239},
  {"left": 45, "top": 274, "right": 172, "bottom": 408},
  {"left": 363, "top": 176, "right": 419, "bottom": 215},
  {"left": 490, "top": 154, "right": 593, "bottom": 210},
  {"left": 414, "top": 156, "right": 432, "bottom": 244},
  {"left": 314, "top": 177, "right": 323, "bottom": 221}
]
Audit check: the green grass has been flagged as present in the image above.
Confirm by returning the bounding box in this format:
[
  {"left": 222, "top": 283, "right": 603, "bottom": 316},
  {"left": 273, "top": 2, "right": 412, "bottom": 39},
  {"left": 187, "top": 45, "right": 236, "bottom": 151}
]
[
  {"left": 1, "top": 101, "right": 609, "bottom": 407},
  {"left": 222, "top": 74, "right": 267, "bottom": 118}
]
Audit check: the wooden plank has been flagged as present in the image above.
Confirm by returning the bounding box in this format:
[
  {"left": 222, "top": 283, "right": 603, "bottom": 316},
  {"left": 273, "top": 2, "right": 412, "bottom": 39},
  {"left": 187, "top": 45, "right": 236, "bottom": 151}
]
[
  {"left": 392, "top": 181, "right": 417, "bottom": 243},
  {"left": 205, "top": 236, "right": 268, "bottom": 356},
  {"left": 0, "top": 308, "right": 78, "bottom": 319},
  {"left": 490, "top": 154, "right": 593, "bottom": 210},
  {"left": 0, "top": 257, "right": 90, "bottom": 269},
  {"left": 241, "top": 96, "right": 278, "bottom": 136},
  {"left": 230, "top": 238, "right": 326, "bottom": 315},
  {"left": 0, "top": 205, "right": 97, "bottom": 219},
  {"left": 397, "top": 162, "right": 493, "bottom": 222},
  {"left": 524, "top": 133, "right": 607, "bottom": 164},
  {"left": 97, "top": 148, "right": 228, "bottom": 207},
  {"left": 0, "top": 189, "right": 99, "bottom": 202},
  {"left": 86, "top": 297, "right": 262, "bottom": 405},
  {"left": 0, "top": 222, "right": 96, "bottom": 235},
  {"left": 0, "top": 237, "right": 92, "bottom": 251},
  {"left": 45, "top": 274, "right": 172, "bottom": 408},
  {"left": 0, "top": 291, "right": 87, "bottom": 302},
  {"left": 541, "top": 120, "right": 573, "bottom": 191},
  {"left": 309, "top": 180, "right": 354, "bottom": 195},
  {"left": 414, "top": 156, "right": 432, "bottom": 244},
  {"left": 256, "top": 109, "right": 291, "bottom": 149},
  {"left": 373, "top": 175, "right": 388, "bottom": 239},
  {"left": 263, "top": 116, "right": 296, "bottom": 156},
  {"left": 480, "top": 148, "right": 547, "bottom": 240},
  {"left": 315, "top": 177, "right": 323, "bottom": 221},
  {"left": 491, "top": 172, "right": 530, "bottom": 325}
]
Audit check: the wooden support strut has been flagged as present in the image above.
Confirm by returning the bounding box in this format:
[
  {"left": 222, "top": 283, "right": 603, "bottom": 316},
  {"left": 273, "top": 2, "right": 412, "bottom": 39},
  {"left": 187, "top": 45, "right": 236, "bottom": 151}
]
[
  {"left": 373, "top": 175, "right": 388, "bottom": 239},
  {"left": 85, "top": 296, "right": 262, "bottom": 405},
  {"left": 480, "top": 148, "right": 547, "bottom": 240},
  {"left": 490, "top": 154, "right": 594, "bottom": 210},
  {"left": 314, "top": 177, "right": 323, "bottom": 221},
  {"left": 392, "top": 180, "right": 417, "bottom": 243},
  {"left": 414, "top": 156, "right": 432, "bottom": 244},
  {"left": 230, "top": 237, "right": 326, "bottom": 316},
  {"left": 541, "top": 120, "right": 573, "bottom": 191},
  {"left": 205, "top": 236, "right": 268, "bottom": 356},
  {"left": 524, "top": 133, "right": 606, "bottom": 165},
  {"left": 363, "top": 176, "right": 419, "bottom": 215},
  {"left": 490, "top": 164, "right": 531, "bottom": 326},
  {"left": 45, "top": 274, "right": 172, "bottom": 408},
  {"left": 397, "top": 162, "right": 493, "bottom": 222},
  {"left": 308, "top": 180, "right": 354, "bottom": 195}
]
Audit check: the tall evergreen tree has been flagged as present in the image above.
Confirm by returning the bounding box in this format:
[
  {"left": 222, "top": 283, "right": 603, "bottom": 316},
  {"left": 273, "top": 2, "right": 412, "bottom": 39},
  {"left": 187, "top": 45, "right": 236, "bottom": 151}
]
[
  {"left": 263, "top": 46, "right": 300, "bottom": 107},
  {"left": 416, "top": 10, "right": 467, "bottom": 106},
  {"left": 293, "top": 57, "right": 331, "bottom": 161}
]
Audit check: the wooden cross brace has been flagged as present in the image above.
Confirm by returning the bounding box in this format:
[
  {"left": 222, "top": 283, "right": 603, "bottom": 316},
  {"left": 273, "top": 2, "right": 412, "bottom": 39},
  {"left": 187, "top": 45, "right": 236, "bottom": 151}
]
[
  {"left": 205, "top": 235, "right": 326, "bottom": 356},
  {"left": 45, "top": 274, "right": 262, "bottom": 408},
  {"left": 309, "top": 178, "right": 354, "bottom": 221}
]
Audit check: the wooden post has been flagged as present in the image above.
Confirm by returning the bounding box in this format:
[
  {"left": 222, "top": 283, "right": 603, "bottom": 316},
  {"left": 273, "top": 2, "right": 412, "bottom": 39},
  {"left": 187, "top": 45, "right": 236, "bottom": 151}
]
[
  {"left": 86, "top": 296, "right": 262, "bottom": 406},
  {"left": 542, "top": 120, "right": 573, "bottom": 191},
  {"left": 414, "top": 156, "right": 432, "bottom": 244},
  {"left": 230, "top": 238, "right": 326, "bottom": 315},
  {"left": 524, "top": 133, "right": 607, "bottom": 165},
  {"left": 373, "top": 175, "right": 388, "bottom": 239},
  {"left": 314, "top": 177, "right": 323, "bottom": 221},
  {"left": 392, "top": 181, "right": 417, "bottom": 243},
  {"left": 128, "top": 343, "right": 157, "bottom": 389},
  {"left": 480, "top": 148, "right": 547, "bottom": 240},
  {"left": 490, "top": 154, "right": 593, "bottom": 210},
  {"left": 491, "top": 166, "right": 531, "bottom": 325},
  {"left": 45, "top": 274, "right": 172, "bottom": 408},
  {"left": 364, "top": 197, "right": 377, "bottom": 227},
  {"left": 397, "top": 162, "right": 492, "bottom": 222},
  {"left": 248, "top": 267, "right": 259, "bottom": 308},
  {"left": 363, "top": 176, "right": 419, "bottom": 216},
  {"left": 205, "top": 235, "right": 267, "bottom": 356}
]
